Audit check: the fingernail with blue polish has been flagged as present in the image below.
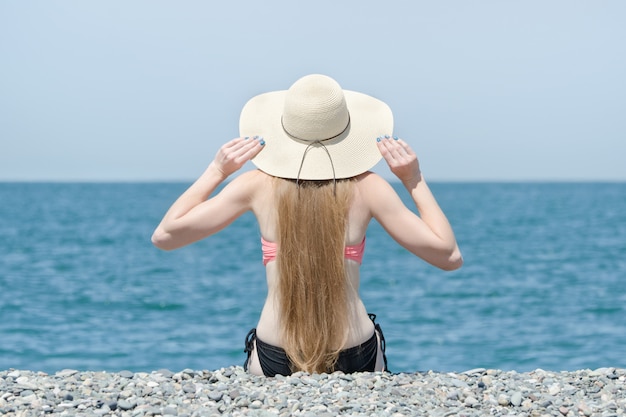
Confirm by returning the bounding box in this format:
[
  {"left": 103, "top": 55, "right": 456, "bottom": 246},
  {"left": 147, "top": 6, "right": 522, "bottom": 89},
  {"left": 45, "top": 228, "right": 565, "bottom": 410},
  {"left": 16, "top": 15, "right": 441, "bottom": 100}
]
[
  {"left": 376, "top": 137, "right": 381, "bottom": 142},
  {"left": 385, "top": 135, "right": 390, "bottom": 139},
  {"left": 244, "top": 136, "right": 250, "bottom": 140},
  {"left": 260, "top": 140, "right": 265, "bottom": 146},
  {"left": 393, "top": 136, "right": 399, "bottom": 140}
]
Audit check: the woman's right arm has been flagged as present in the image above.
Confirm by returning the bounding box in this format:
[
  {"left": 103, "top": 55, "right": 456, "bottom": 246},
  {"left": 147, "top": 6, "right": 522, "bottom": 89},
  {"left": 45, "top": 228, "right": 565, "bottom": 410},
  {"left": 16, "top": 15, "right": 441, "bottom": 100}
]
[
  {"left": 151, "top": 137, "right": 264, "bottom": 250},
  {"left": 364, "top": 137, "right": 463, "bottom": 271}
]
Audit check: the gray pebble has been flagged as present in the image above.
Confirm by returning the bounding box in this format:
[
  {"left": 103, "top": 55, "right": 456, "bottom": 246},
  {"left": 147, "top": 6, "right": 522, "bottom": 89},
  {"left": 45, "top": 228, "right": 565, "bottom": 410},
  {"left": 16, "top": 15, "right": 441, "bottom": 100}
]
[
  {"left": 462, "top": 368, "right": 487, "bottom": 375},
  {"left": 56, "top": 369, "right": 78, "bottom": 378},
  {"left": 94, "top": 407, "right": 110, "bottom": 416},
  {"left": 249, "top": 399, "right": 263, "bottom": 409},
  {"left": 119, "top": 370, "right": 134, "bottom": 379},
  {"left": 464, "top": 396, "right": 478, "bottom": 407},
  {"left": 156, "top": 369, "right": 175, "bottom": 378},
  {"left": 182, "top": 383, "right": 196, "bottom": 393},
  {"left": 19, "top": 390, "right": 35, "bottom": 397},
  {"left": 446, "top": 390, "right": 460, "bottom": 401},
  {"left": 118, "top": 399, "right": 136, "bottom": 410},
  {"left": 208, "top": 391, "right": 223, "bottom": 402},
  {"left": 163, "top": 405, "right": 178, "bottom": 415}
]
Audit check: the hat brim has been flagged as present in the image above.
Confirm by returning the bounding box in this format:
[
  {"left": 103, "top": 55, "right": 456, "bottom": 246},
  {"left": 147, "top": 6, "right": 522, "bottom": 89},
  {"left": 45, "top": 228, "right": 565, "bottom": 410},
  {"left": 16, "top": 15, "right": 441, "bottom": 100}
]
[{"left": 239, "top": 89, "right": 393, "bottom": 180}]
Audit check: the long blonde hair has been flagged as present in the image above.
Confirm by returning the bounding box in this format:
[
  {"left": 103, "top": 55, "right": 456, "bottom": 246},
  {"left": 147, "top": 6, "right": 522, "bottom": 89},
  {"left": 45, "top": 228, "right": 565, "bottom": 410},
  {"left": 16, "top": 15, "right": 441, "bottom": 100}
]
[{"left": 274, "top": 177, "right": 354, "bottom": 373}]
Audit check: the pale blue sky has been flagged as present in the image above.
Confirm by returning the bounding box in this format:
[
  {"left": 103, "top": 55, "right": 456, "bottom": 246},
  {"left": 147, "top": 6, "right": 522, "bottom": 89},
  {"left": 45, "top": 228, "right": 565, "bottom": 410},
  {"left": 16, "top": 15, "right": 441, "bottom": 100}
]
[{"left": 1, "top": 1, "right": 625, "bottom": 181}]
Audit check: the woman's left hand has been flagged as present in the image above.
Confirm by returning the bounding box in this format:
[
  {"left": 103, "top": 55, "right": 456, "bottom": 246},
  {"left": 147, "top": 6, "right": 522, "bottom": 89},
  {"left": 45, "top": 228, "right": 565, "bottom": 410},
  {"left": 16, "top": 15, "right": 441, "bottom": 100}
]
[{"left": 210, "top": 136, "right": 265, "bottom": 178}]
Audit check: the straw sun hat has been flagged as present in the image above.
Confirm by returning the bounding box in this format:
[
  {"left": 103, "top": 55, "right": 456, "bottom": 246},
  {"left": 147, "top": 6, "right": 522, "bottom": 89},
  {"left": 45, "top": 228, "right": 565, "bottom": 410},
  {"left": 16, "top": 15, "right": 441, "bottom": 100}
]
[{"left": 239, "top": 74, "right": 393, "bottom": 180}]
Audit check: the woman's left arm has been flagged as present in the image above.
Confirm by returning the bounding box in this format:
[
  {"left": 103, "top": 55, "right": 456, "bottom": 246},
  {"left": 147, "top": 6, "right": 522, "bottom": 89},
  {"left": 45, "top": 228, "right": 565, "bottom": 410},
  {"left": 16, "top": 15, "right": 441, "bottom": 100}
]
[{"left": 151, "top": 137, "right": 264, "bottom": 250}]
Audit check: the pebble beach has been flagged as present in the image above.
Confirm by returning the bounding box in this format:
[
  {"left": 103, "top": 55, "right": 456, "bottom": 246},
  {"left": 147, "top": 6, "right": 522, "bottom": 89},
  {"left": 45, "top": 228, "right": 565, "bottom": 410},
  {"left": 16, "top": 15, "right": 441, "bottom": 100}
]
[{"left": 1, "top": 367, "right": 624, "bottom": 416}]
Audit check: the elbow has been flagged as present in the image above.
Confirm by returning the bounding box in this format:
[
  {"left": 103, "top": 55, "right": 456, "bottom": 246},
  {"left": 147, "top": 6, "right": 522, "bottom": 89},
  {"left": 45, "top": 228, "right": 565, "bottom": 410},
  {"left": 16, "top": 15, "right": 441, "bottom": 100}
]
[
  {"left": 430, "top": 244, "right": 462, "bottom": 271},
  {"left": 151, "top": 229, "right": 176, "bottom": 251},
  {"left": 441, "top": 254, "right": 463, "bottom": 271},
  {"left": 413, "top": 242, "right": 464, "bottom": 271},
  {"left": 441, "top": 248, "right": 463, "bottom": 271}
]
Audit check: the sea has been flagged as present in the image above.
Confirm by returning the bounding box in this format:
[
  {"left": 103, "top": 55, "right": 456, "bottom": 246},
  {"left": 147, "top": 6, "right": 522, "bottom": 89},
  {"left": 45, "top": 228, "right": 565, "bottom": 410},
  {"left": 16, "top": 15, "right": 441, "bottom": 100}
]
[{"left": 1, "top": 182, "right": 625, "bottom": 375}]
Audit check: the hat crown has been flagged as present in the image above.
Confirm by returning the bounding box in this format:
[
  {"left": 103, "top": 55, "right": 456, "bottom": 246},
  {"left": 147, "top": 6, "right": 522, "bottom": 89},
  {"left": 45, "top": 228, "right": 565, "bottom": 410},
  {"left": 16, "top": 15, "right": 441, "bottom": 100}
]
[{"left": 282, "top": 74, "right": 349, "bottom": 142}]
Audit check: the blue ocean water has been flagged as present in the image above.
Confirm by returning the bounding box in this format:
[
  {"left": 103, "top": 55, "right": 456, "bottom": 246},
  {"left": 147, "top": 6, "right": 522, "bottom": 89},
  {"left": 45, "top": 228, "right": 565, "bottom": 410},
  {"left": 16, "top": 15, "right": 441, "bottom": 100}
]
[{"left": 1, "top": 182, "right": 625, "bottom": 374}]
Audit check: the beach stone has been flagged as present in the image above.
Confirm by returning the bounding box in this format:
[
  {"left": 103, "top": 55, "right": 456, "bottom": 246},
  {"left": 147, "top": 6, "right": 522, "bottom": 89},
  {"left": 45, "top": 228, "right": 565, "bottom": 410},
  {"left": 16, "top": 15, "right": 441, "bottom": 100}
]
[
  {"left": 119, "top": 370, "right": 134, "bottom": 379},
  {"left": 56, "top": 369, "right": 78, "bottom": 378},
  {"left": 156, "top": 369, "right": 174, "bottom": 378},
  {"left": 464, "top": 396, "right": 478, "bottom": 407},
  {"left": 208, "top": 391, "right": 223, "bottom": 402},
  {"left": 463, "top": 368, "right": 487, "bottom": 375},
  {"left": 540, "top": 399, "right": 553, "bottom": 408},
  {"left": 19, "top": 389, "right": 35, "bottom": 398},
  {"left": 15, "top": 376, "right": 30, "bottom": 385},
  {"left": 249, "top": 399, "right": 263, "bottom": 409},
  {"left": 163, "top": 405, "right": 178, "bottom": 415},
  {"left": 94, "top": 406, "right": 110, "bottom": 416},
  {"left": 549, "top": 384, "right": 561, "bottom": 395},
  {"left": 578, "top": 401, "right": 593, "bottom": 416},
  {"left": 446, "top": 390, "right": 460, "bottom": 401},
  {"left": 301, "top": 376, "right": 320, "bottom": 387},
  {"left": 118, "top": 399, "right": 136, "bottom": 410},
  {"left": 497, "top": 394, "right": 510, "bottom": 406},
  {"left": 510, "top": 391, "right": 523, "bottom": 406}
]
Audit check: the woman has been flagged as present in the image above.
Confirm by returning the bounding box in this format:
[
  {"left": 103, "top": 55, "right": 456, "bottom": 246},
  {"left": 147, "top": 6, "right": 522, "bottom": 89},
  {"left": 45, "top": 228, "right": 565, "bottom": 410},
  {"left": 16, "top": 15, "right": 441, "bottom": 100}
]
[{"left": 152, "top": 74, "right": 463, "bottom": 376}]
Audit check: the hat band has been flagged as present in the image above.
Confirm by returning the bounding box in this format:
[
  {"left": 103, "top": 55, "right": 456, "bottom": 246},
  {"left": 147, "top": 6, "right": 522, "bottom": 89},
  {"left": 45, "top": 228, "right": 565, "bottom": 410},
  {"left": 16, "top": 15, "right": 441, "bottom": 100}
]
[{"left": 281, "top": 116, "right": 351, "bottom": 143}]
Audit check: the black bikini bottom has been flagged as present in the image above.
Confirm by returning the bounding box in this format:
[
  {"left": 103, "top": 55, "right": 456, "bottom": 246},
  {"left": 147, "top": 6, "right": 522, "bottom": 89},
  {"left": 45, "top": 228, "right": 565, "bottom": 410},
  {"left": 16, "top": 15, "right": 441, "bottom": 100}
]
[{"left": 244, "top": 313, "right": 388, "bottom": 376}]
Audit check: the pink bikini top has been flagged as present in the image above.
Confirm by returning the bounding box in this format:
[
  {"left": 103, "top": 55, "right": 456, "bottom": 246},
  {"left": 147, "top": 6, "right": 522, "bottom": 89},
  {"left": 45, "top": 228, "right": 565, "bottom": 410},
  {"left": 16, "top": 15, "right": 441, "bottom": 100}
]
[{"left": 261, "top": 237, "right": 366, "bottom": 266}]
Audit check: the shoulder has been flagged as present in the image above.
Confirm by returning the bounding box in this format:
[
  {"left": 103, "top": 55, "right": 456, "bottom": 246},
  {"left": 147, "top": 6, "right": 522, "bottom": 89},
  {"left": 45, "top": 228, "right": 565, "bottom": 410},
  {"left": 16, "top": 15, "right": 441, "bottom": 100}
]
[
  {"left": 354, "top": 171, "right": 397, "bottom": 194},
  {"left": 354, "top": 171, "right": 406, "bottom": 215},
  {"left": 217, "top": 169, "right": 273, "bottom": 204},
  {"left": 230, "top": 169, "right": 276, "bottom": 209},
  {"left": 226, "top": 169, "right": 272, "bottom": 191}
]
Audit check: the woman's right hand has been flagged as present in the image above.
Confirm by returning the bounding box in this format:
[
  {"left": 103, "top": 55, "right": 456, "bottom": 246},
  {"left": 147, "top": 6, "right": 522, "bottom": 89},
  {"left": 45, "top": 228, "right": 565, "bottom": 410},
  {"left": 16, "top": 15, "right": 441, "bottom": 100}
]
[
  {"left": 210, "top": 136, "right": 265, "bottom": 178},
  {"left": 376, "top": 136, "right": 421, "bottom": 185}
]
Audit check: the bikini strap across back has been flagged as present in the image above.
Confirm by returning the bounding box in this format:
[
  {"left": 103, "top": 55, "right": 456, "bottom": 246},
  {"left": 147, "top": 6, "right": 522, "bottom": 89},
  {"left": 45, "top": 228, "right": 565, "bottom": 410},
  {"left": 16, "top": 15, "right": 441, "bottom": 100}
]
[{"left": 261, "top": 237, "right": 366, "bottom": 266}]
